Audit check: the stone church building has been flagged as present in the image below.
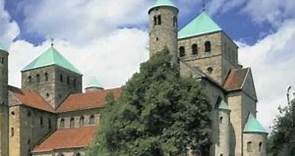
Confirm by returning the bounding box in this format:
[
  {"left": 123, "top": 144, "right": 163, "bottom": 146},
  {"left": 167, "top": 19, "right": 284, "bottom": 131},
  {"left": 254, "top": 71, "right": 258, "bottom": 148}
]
[{"left": 0, "top": 0, "right": 268, "bottom": 156}]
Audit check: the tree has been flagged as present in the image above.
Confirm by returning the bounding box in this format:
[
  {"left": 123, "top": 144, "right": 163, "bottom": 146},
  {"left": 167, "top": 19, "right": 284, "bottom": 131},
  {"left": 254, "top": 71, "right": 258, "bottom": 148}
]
[
  {"left": 267, "top": 99, "right": 295, "bottom": 156},
  {"left": 88, "top": 50, "right": 212, "bottom": 156}
]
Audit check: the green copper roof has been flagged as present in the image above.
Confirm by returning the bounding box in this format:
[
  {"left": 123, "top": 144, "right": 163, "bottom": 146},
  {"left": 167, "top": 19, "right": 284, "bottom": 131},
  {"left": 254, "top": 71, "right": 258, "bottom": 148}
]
[
  {"left": 244, "top": 113, "right": 268, "bottom": 134},
  {"left": 178, "top": 11, "right": 222, "bottom": 39},
  {"left": 86, "top": 78, "right": 102, "bottom": 88},
  {"left": 0, "top": 43, "right": 7, "bottom": 52},
  {"left": 149, "top": 0, "right": 177, "bottom": 11},
  {"left": 23, "top": 47, "right": 81, "bottom": 74},
  {"left": 218, "top": 100, "right": 230, "bottom": 111}
]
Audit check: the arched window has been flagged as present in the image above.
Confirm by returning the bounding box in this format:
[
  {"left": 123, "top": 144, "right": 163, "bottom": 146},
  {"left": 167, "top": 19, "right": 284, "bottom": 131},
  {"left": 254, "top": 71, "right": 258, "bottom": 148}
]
[
  {"left": 173, "top": 16, "right": 177, "bottom": 27},
  {"left": 179, "top": 46, "right": 185, "bottom": 57},
  {"left": 48, "top": 118, "right": 51, "bottom": 129},
  {"left": 67, "top": 76, "right": 70, "bottom": 85},
  {"left": 192, "top": 44, "right": 198, "bottom": 55},
  {"left": 36, "top": 74, "right": 40, "bottom": 82},
  {"left": 207, "top": 67, "right": 213, "bottom": 74},
  {"left": 70, "top": 117, "right": 75, "bottom": 128},
  {"left": 11, "top": 127, "right": 14, "bottom": 137},
  {"left": 219, "top": 116, "right": 223, "bottom": 123},
  {"left": 60, "top": 74, "right": 63, "bottom": 82},
  {"left": 40, "top": 116, "right": 43, "bottom": 126},
  {"left": 157, "top": 15, "right": 162, "bottom": 25},
  {"left": 1, "top": 57, "right": 4, "bottom": 64},
  {"left": 247, "top": 141, "right": 253, "bottom": 152},
  {"left": 153, "top": 16, "right": 157, "bottom": 26},
  {"left": 60, "top": 118, "right": 65, "bottom": 128},
  {"left": 259, "top": 142, "right": 263, "bottom": 152},
  {"left": 73, "top": 79, "right": 77, "bottom": 88},
  {"left": 89, "top": 115, "right": 95, "bottom": 124},
  {"left": 79, "top": 116, "right": 85, "bottom": 127},
  {"left": 45, "top": 73, "right": 49, "bottom": 81},
  {"left": 205, "top": 41, "right": 211, "bottom": 52},
  {"left": 28, "top": 76, "right": 32, "bottom": 83}
]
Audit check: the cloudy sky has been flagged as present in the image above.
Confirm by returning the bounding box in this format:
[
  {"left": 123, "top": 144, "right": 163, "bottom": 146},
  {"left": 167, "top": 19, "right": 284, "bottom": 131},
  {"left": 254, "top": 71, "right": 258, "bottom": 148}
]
[{"left": 1, "top": 0, "right": 295, "bottom": 132}]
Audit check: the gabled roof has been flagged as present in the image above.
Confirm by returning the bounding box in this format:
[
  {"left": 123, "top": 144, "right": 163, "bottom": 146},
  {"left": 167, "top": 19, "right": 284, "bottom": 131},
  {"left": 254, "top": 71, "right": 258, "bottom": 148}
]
[
  {"left": 218, "top": 100, "right": 230, "bottom": 111},
  {"left": 8, "top": 86, "right": 55, "bottom": 113},
  {"left": 22, "top": 47, "right": 81, "bottom": 74},
  {"left": 32, "top": 126, "right": 96, "bottom": 153},
  {"left": 56, "top": 88, "right": 122, "bottom": 113},
  {"left": 178, "top": 11, "right": 222, "bottom": 39},
  {"left": 244, "top": 113, "right": 268, "bottom": 134},
  {"left": 224, "top": 68, "right": 249, "bottom": 91},
  {"left": 150, "top": 0, "right": 177, "bottom": 9}
]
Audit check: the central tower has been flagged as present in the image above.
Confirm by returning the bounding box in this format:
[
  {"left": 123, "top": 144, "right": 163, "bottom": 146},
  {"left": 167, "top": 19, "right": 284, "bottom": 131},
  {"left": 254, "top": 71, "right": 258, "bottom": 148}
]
[{"left": 148, "top": 0, "right": 178, "bottom": 64}]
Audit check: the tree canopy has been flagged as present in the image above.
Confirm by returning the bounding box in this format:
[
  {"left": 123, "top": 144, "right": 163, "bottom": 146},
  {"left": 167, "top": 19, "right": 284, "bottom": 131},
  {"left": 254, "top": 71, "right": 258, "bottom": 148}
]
[
  {"left": 267, "top": 99, "right": 295, "bottom": 155},
  {"left": 88, "top": 50, "right": 212, "bottom": 156}
]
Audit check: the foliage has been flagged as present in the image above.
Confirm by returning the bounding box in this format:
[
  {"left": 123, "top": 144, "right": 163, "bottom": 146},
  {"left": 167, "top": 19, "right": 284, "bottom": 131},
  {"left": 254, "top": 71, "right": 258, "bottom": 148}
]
[
  {"left": 267, "top": 99, "right": 295, "bottom": 156},
  {"left": 87, "top": 50, "right": 212, "bottom": 156}
]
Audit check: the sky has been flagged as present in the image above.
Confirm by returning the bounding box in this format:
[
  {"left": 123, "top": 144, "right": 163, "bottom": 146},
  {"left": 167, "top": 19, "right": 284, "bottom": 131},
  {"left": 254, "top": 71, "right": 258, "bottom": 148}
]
[{"left": 1, "top": 0, "right": 295, "bottom": 132}]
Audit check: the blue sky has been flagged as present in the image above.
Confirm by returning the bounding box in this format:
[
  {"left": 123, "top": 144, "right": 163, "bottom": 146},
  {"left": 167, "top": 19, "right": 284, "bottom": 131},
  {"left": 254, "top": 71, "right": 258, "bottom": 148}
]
[
  {"left": 4, "top": 0, "right": 274, "bottom": 45},
  {"left": 1, "top": 0, "right": 295, "bottom": 131}
]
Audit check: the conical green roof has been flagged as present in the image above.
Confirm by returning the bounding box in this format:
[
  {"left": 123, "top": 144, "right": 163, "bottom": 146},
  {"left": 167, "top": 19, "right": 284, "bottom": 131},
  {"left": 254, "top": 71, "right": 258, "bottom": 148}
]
[
  {"left": 178, "top": 11, "right": 222, "bottom": 39},
  {"left": 22, "top": 47, "right": 81, "bottom": 74},
  {"left": 149, "top": 0, "right": 177, "bottom": 12},
  {"left": 86, "top": 78, "right": 102, "bottom": 88},
  {"left": 244, "top": 113, "right": 268, "bottom": 134},
  {"left": 218, "top": 100, "right": 230, "bottom": 111}
]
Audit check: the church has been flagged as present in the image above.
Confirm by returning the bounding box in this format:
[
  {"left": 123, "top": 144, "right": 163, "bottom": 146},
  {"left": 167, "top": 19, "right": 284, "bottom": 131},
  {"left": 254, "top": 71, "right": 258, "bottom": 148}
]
[{"left": 0, "top": 0, "right": 268, "bottom": 156}]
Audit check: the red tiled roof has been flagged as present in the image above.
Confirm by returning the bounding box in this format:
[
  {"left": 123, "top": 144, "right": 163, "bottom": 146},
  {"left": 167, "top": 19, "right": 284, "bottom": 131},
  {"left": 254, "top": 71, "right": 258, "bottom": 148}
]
[
  {"left": 32, "top": 126, "right": 96, "bottom": 153},
  {"left": 56, "top": 88, "right": 122, "bottom": 113},
  {"left": 223, "top": 68, "right": 249, "bottom": 91},
  {"left": 9, "top": 86, "right": 55, "bottom": 113}
]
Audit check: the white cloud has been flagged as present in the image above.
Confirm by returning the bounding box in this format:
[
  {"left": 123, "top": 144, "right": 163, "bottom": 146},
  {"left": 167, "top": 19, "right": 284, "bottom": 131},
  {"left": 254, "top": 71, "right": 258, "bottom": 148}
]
[
  {"left": 21, "top": 0, "right": 151, "bottom": 45},
  {"left": 8, "top": 28, "right": 149, "bottom": 89},
  {"left": 238, "top": 19, "right": 295, "bottom": 130},
  {"left": 0, "top": 0, "right": 20, "bottom": 47}
]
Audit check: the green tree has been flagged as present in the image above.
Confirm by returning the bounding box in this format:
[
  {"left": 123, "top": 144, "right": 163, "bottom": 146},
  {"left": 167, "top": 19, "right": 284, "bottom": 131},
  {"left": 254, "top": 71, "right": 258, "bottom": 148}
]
[
  {"left": 268, "top": 99, "right": 295, "bottom": 156},
  {"left": 88, "top": 50, "right": 212, "bottom": 156}
]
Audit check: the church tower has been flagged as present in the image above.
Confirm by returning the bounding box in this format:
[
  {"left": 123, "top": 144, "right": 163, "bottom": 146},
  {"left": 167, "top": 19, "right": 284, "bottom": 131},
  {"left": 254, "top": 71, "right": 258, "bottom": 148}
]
[
  {"left": 148, "top": 0, "right": 178, "bottom": 64},
  {"left": 21, "top": 45, "right": 82, "bottom": 109},
  {"left": 0, "top": 46, "right": 9, "bottom": 156}
]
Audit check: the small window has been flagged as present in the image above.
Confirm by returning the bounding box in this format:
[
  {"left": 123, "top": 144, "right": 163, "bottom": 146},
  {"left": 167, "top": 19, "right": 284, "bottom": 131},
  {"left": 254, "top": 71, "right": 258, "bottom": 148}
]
[
  {"left": 207, "top": 67, "right": 213, "bottom": 74},
  {"left": 48, "top": 118, "right": 51, "bottom": 129},
  {"left": 219, "top": 116, "right": 223, "bottom": 123},
  {"left": 11, "top": 111, "right": 15, "bottom": 115},
  {"left": 89, "top": 115, "right": 95, "bottom": 124},
  {"left": 205, "top": 41, "right": 211, "bottom": 52},
  {"left": 173, "top": 16, "right": 177, "bottom": 27},
  {"left": 157, "top": 15, "right": 161, "bottom": 25},
  {"left": 67, "top": 76, "right": 70, "bottom": 85},
  {"left": 76, "top": 153, "right": 81, "bottom": 156},
  {"left": 46, "top": 93, "right": 50, "bottom": 98},
  {"left": 70, "top": 117, "right": 75, "bottom": 128},
  {"left": 27, "top": 110, "right": 31, "bottom": 117},
  {"left": 179, "top": 46, "right": 185, "bottom": 57},
  {"left": 60, "top": 74, "right": 63, "bottom": 82},
  {"left": 192, "top": 44, "right": 198, "bottom": 55},
  {"left": 45, "top": 73, "right": 49, "bottom": 81},
  {"left": 79, "top": 116, "right": 85, "bottom": 127},
  {"left": 36, "top": 74, "right": 40, "bottom": 82},
  {"left": 11, "top": 127, "right": 14, "bottom": 137},
  {"left": 1, "top": 57, "right": 4, "bottom": 64},
  {"left": 153, "top": 16, "right": 157, "bottom": 26},
  {"left": 60, "top": 118, "right": 65, "bottom": 128},
  {"left": 73, "top": 79, "right": 77, "bottom": 88},
  {"left": 40, "top": 116, "right": 43, "bottom": 126},
  {"left": 28, "top": 76, "right": 32, "bottom": 83},
  {"left": 247, "top": 141, "right": 253, "bottom": 152},
  {"left": 259, "top": 142, "right": 263, "bottom": 152},
  {"left": 27, "top": 139, "right": 31, "bottom": 145}
]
